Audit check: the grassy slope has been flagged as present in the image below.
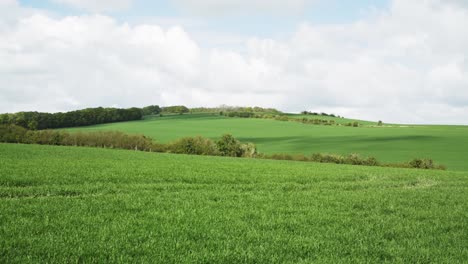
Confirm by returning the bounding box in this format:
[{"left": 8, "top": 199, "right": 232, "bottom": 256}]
[
  {"left": 1, "top": 143, "right": 467, "bottom": 262},
  {"left": 65, "top": 113, "right": 468, "bottom": 171}
]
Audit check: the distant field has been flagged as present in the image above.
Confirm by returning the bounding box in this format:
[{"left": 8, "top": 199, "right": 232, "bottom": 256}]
[
  {"left": 64, "top": 113, "right": 468, "bottom": 171},
  {"left": 1, "top": 143, "right": 467, "bottom": 262},
  {"left": 284, "top": 113, "right": 377, "bottom": 125}
]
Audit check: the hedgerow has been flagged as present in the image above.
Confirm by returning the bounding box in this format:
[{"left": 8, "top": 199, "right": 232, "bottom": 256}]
[
  {"left": 221, "top": 112, "right": 359, "bottom": 127},
  {"left": 0, "top": 124, "right": 445, "bottom": 170}
]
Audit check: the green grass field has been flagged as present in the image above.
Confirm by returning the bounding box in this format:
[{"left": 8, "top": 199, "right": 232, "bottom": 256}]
[
  {"left": 1, "top": 143, "right": 467, "bottom": 263},
  {"left": 65, "top": 113, "right": 468, "bottom": 171}
]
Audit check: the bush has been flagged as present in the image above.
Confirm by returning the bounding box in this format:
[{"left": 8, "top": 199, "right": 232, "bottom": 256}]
[
  {"left": 364, "top": 156, "right": 380, "bottom": 166},
  {"left": 0, "top": 125, "right": 28, "bottom": 143},
  {"left": 241, "top": 142, "right": 257, "bottom": 158},
  {"left": 161, "top": 106, "right": 189, "bottom": 114},
  {"left": 274, "top": 116, "right": 289, "bottom": 122},
  {"left": 345, "top": 153, "right": 364, "bottom": 165},
  {"left": 225, "top": 112, "right": 255, "bottom": 118},
  {"left": 25, "top": 130, "right": 64, "bottom": 145},
  {"left": 216, "top": 134, "right": 244, "bottom": 157},
  {"left": 142, "top": 105, "right": 161, "bottom": 116},
  {"left": 310, "top": 153, "right": 344, "bottom": 164},
  {"left": 169, "top": 136, "right": 219, "bottom": 156},
  {"left": 408, "top": 158, "right": 436, "bottom": 169}
]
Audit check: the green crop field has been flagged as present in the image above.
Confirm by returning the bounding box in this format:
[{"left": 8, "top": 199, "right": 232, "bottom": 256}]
[
  {"left": 64, "top": 113, "right": 468, "bottom": 171},
  {"left": 1, "top": 143, "right": 467, "bottom": 263}
]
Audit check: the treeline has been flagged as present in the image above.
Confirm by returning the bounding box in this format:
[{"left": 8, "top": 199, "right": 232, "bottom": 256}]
[
  {"left": 141, "top": 105, "right": 191, "bottom": 116},
  {"left": 1, "top": 104, "right": 357, "bottom": 131},
  {"left": 260, "top": 152, "right": 446, "bottom": 170},
  {"left": 0, "top": 107, "right": 143, "bottom": 130},
  {"left": 162, "top": 106, "right": 189, "bottom": 114},
  {"left": 142, "top": 105, "right": 161, "bottom": 115},
  {"left": 224, "top": 112, "right": 256, "bottom": 118},
  {"left": 0, "top": 125, "right": 255, "bottom": 158},
  {"left": 0, "top": 124, "right": 446, "bottom": 170},
  {"left": 0, "top": 104, "right": 193, "bottom": 130},
  {"left": 301, "top": 111, "right": 341, "bottom": 118},
  {"left": 192, "top": 105, "right": 281, "bottom": 114},
  {"left": 221, "top": 112, "right": 361, "bottom": 127},
  {"left": 0, "top": 125, "right": 155, "bottom": 151}
]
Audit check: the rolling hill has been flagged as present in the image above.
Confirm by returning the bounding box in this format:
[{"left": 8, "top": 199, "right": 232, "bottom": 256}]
[{"left": 64, "top": 113, "right": 468, "bottom": 171}]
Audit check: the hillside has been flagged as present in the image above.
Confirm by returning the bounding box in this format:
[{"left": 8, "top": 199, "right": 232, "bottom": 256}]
[
  {"left": 1, "top": 143, "right": 468, "bottom": 262},
  {"left": 64, "top": 113, "right": 468, "bottom": 171},
  {"left": 284, "top": 113, "right": 377, "bottom": 125}
]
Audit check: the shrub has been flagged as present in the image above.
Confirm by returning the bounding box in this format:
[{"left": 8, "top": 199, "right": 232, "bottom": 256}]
[
  {"left": 409, "top": 158, "right": 436, "bottom": 169},
  {"left": 273, "top": 115, "right": 289, "bottom": 121},
  {"left": 161, "top": 105, "right": 189, "bottom": 114},
  {"left": 25, "top": 130, "right": 64, "bottom": 145},
  {"left": 216, "top": 134, "right": 244, "bottom": 157},
  {"left": 310, "top": 153, "right": 345, "bottom": 164},
  {"left": 226, "top": 112, "right": 255, "bottom": 118},
  {"left": 364, "top": 156, "right": 380, "bottom": 166},
  {"left": 345, "top": 153, "right": 364, "bottom": 165},
  {"left": 241, "top": 142, "right": 257, "bottom": 158},
  {"left": 169, "top": 136, "right": 219, "bottom": 156},
  {"left": 0, "top": 125, "right": 28, "bottom": 143}
]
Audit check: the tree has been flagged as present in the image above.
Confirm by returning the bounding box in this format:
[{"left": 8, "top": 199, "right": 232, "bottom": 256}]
[
  {"left": 0, "top": 107, "right": 144, "bottom": 130},
  {"left": 216, "top": 134, "right": 244, "bottom": 157},
  {"left": 142, "top": 105, "right": 161, "bottom": 116},
  {"left": 169, "top": 136, "right": 219, "bottom": 156},
  {"left": 162, "top": 105, "right": 189, "bottom": 114}
]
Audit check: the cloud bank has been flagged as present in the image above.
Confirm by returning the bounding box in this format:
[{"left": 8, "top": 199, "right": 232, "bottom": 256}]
[
  {"left": 173, "top": 0, "right": 312, "bottom": 16},
  {"left": 0, "top": 0, "right": 468, "bottom": 124},
  {"left": 51, "top": 0, "right": 134, "bottom": 12}
]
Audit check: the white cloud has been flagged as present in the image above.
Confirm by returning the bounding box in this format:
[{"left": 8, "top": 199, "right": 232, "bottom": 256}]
[
  {"left": 51, "top": 0, "right": 134, "bottom": 12},
  {"left": 1, "top": 0, "right": 468, "bottom": 124},
  {"left": 173, "top": 0, "right": 312, "bottom": 16}
]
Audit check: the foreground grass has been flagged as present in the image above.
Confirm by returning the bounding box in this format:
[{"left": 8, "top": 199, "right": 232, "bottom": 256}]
[
  {"left": 1, "top": 143, "right": 468, "bottom": 263},
  {"left": 64, "top": 113, "right": 468, "bottom": 171}
]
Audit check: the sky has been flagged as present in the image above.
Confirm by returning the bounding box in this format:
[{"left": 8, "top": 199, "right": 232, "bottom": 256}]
[{"left": 1, "top": 0, "right": 468, "bottom": 124}]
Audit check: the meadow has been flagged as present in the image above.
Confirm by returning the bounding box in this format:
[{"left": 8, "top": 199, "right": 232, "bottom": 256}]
[
  {"left": 65, "top": 113, "right": 468, "bottom": 171},
  {"left": 1, "top": 143, "right": 467, "bottom": 263}
]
